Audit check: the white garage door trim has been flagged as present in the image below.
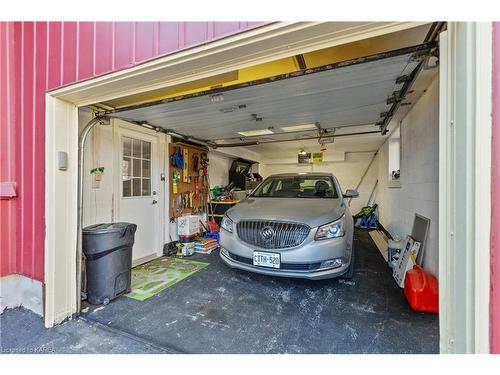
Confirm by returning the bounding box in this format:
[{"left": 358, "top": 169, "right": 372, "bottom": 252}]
[{"left": 439, "top": 23, "right": 492, "bottom": 353}]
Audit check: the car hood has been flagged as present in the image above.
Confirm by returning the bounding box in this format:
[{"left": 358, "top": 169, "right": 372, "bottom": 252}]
[{"left": 226, "top": 197, "right": 346, "bottom": 228}]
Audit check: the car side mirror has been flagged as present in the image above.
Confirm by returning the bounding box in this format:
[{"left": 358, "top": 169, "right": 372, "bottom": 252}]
[{"left": 343, "top": 189, "right": 359, "bottom": 198}]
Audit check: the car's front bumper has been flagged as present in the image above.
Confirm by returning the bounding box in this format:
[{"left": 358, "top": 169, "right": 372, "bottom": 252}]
[
  {"left": 219, "top": 229, "right": 351, "bottom": 280},
  {"left": 220, "top": 248, "right": 349, "bottom": 280}
]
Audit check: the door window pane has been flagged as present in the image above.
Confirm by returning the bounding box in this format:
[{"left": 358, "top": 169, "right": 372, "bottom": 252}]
[
  {"left": 142, "top": 160, "right": 151, "bottom": 178},
  {"left": 122, "top": 136, "right": 152, "bottom": 197},
  {"left": 133, "top": 139, "right": 142, "bottom": 158},
  {"left": 132, "top": 178, "right": 142, "bottom": 196},
  {"left": 122, "top": 158, "right": 131, "bottom": 180},
  {"left": 123, "top": 180, "right": 131, "bottom": 197},
  {"left": 142, "top": 141, "right": 151, "bottom": 159},
  {"left": 133, "top": 158, "right": 141, "bottom": 179},
  {"left": 123, "top": 138, "right": 132, "bottom": 157}
]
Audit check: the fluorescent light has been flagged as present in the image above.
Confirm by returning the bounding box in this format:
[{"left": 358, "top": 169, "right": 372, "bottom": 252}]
[
  {"left": 209, "top": 93, "right": 224, "bottom": 102},
  {"left": 237, "top": 129, "right": 274, "bottom": 137},
  {"left": 280, "top": 123, "right": 317, "bottom": 132}
]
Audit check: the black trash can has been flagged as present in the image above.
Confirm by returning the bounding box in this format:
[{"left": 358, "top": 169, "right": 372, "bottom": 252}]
[{"left": 82, "top": 222, "right": 137, "bottom": 305}]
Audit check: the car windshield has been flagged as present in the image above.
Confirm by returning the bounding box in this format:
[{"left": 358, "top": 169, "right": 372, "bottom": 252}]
[{"left": 251, "top": 175, "right": 338, "bottom": 199}]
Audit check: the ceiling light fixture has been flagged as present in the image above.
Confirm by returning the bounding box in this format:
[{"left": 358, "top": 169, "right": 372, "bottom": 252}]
[
  {"left": 280, "top": 123, "right": 317, "bottom": 132},
  {"left": 209, "top": 93, "right": 224, "bottom": 103},
  {"left": 238, "top": 129, "right": 274, "bottom": 137}
]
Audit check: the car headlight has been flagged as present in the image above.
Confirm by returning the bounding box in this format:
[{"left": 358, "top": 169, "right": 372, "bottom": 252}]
[
  {"left": 315, "top": 216, "right": 345, "bottom": 240},
  {"left": 221, "top": 215, "right": 233, "bottom": 233}
]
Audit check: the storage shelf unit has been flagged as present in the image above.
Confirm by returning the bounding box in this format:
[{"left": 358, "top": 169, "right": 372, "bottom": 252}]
[{"left": 208, "top": 200, "right": 240, "bottom": 225}]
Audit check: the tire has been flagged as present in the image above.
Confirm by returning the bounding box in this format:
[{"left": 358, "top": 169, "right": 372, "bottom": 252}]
[{"left": 342, "top": 244, "right": 355, "bottom": 279}]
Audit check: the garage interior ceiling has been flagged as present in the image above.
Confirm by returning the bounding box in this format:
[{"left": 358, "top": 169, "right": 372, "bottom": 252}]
[{"left": 103, "top": 40, "right": 438, "bottom": 150}]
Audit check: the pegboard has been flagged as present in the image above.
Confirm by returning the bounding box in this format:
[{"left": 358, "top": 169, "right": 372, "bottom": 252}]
[{"left": 168, "top": 142, "right": 209, "bottom": 221}]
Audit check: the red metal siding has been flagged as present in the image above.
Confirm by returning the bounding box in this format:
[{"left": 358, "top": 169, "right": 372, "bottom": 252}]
[
  {"left": 491, "top": 21, "right": 500, "bottom": 354},
  {"left": 0, "top": 22, "right": 17, "bottom": 277},
  {"left": 0, "top": 21, "right": 266, "bottom": 282}
]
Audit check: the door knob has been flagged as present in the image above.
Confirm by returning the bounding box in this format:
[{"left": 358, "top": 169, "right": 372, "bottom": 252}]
[{"left": 152, "top": 200, "right": 158, "bottom": 205}]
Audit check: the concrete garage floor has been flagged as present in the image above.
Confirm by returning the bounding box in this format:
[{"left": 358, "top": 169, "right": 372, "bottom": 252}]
[{"left": 0, "top": 229, "right": 439, "bottom": 354}]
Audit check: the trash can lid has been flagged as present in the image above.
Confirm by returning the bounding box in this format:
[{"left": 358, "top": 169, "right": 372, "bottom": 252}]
[{"left": 83, "top": 222, "right": 136, "bottom": 234}]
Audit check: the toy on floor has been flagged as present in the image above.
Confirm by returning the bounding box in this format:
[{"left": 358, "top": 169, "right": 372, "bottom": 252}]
[{"left": 354, "top": 204, "right": 379, "bottom": 229}]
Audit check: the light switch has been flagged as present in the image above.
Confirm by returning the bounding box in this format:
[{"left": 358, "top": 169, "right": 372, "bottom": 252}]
[{"left": 58, "top": 152, "right": 68, "bottom": 171}]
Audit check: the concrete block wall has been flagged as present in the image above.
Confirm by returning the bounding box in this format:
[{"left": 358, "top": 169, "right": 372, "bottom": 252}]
[{"left": 375, "top": 76, "right": 439, "bottom": 277}]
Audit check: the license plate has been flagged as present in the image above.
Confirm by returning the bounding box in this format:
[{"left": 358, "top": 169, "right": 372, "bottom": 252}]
[{"left": 253, "top": 251, "right": 281, "bottom": 269}]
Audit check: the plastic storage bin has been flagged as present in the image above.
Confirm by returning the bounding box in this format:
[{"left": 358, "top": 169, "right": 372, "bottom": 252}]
[
  {"left": 388, "top": 238, "right": 402, "bottom": 268},
  {"left": 82, "top": 222, "right": 137, "bottom": 305}
]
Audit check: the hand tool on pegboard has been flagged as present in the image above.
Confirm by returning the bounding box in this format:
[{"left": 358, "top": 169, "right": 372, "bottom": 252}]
[{"left": 183, "top": 148, "right": 189, "bottom": 183}]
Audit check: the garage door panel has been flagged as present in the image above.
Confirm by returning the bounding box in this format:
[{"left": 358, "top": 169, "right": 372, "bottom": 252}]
[
  {"left": 122, "top": 78, "right": 397, "bottom": 129},
  {"left": 161, "top": 104, "right": 386, "bottom": 140},
  {"left": 114, "top": 57, "right": 416, "bottom": 121},
  {"left": 108, "top": 48, "right": 425, "bottom": 141}
]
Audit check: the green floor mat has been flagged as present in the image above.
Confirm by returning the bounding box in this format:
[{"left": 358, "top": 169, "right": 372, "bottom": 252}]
[{"left": 125, "top": 257, "right": 209, "bottom": 301}]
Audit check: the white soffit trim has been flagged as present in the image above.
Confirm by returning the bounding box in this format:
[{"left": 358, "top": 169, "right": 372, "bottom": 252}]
[{"left": 49, "top": 22, "right": 428, "bottom": 106}]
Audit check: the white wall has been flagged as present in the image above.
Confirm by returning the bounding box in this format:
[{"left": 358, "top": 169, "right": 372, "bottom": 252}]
[
  {"left": 208, "top": 148, "right": 263, "bottom": 188},
  {"left": 208, "top": 152, "right": 233, "bottom": 187},
  {"left": 79, "top": 109, "right": 115, "bottom": 227},
  {"left": 261, "top": 151, "right": 378, "bottom": 214},
  {"left": 375, "top": 76, "right": 439, "bottom": 277}
]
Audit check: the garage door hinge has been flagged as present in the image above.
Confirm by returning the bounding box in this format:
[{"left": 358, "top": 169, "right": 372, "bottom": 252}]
[
  {"left": 386, "top": 91, "right": 402, "bottom": 105},
  {"left": 396, "top": 75, "right": 412, "bottom": 84}
]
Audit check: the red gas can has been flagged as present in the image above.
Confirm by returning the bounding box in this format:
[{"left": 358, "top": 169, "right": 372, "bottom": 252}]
[{"left": 404, "top": 265, "right": 439, "bottom": 313}]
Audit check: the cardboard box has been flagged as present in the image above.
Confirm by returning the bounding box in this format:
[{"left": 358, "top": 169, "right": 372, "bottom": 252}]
[{"left": 177, "top": 215, "right": 199, "bottom": 236}]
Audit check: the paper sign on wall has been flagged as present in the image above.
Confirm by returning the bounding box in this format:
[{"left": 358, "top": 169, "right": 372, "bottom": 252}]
[{"left": 312, "top": 152, "right": 323, "bottom": 163}]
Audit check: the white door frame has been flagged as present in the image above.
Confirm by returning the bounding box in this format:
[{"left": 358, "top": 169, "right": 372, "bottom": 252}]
[
  {"left": 45, "top": 22, "right": 475, "bottom": 346},
  {"left": 439, "top": 23, "right": 492, "bottom": 353}
]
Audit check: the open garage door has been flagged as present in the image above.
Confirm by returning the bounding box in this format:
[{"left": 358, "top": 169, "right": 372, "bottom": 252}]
[{"left": 103, "top": 42, "right": 437, "bottom": 143}]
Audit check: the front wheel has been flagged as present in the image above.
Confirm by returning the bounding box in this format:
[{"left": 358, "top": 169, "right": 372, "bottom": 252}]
[{"left": 342, "top": 245, "right": 355, "bottom": 279}]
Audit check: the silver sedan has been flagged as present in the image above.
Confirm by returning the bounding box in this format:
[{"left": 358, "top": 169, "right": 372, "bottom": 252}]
[{"left": 219, "top": 173, "right": 358, "bottom": 280}]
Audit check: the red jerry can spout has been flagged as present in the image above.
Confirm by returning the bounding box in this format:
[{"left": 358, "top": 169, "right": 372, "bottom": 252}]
[{"left": 404, "top": 265, "right": 439, "bottom": 314}]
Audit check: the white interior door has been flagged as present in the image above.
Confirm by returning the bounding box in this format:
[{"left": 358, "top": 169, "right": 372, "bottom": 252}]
[{"left": 117, "top": 127, "right": 161, "bottom": 264}]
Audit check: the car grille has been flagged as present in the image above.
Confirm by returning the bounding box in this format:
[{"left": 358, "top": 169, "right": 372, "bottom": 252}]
[
  {"left": 236, "top": 220, "right": 310, "bottom": 249},
  {"left": 227, "top": 252, "right": 321, "bottom": 271}
]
